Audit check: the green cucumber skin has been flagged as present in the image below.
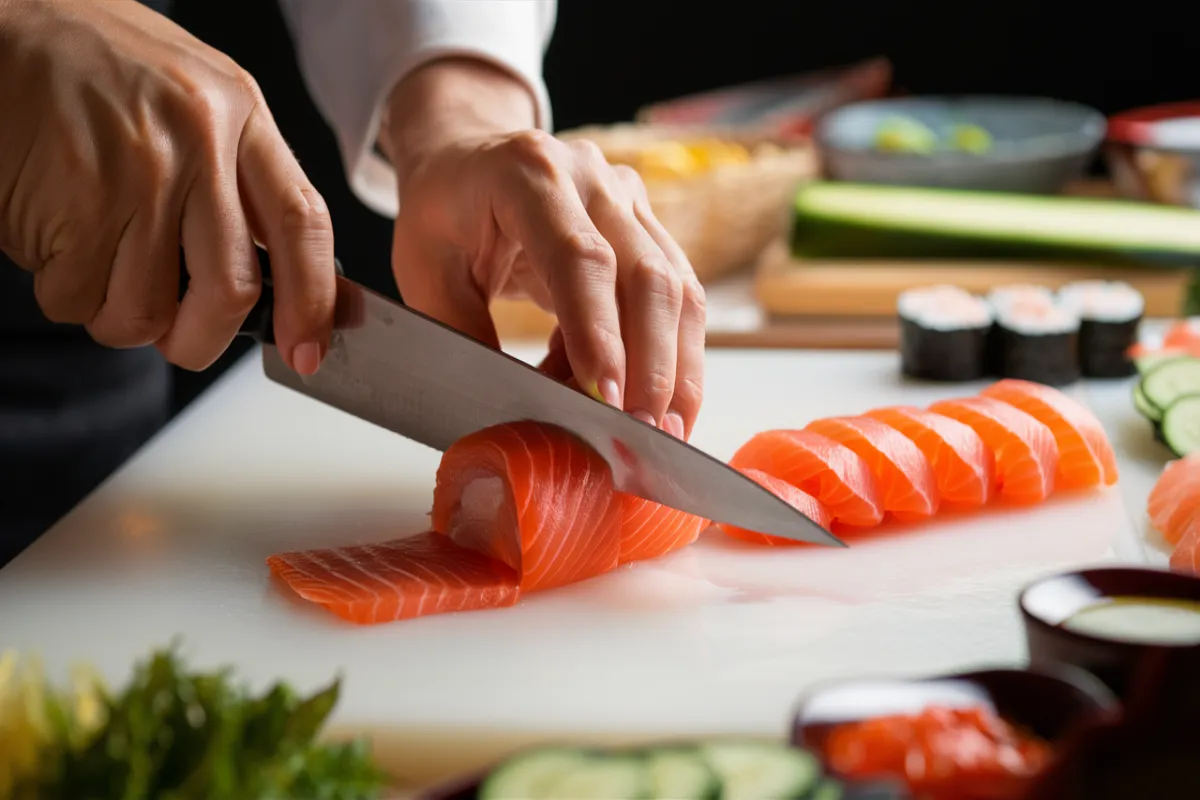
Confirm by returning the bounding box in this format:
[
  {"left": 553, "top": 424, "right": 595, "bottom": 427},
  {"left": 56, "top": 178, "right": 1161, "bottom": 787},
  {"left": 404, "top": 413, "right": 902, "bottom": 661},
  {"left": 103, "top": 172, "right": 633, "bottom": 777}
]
[
  {"left": 1161, "top": 394, "right": 1200, "bottom": 457},
  {"left": 1134, "top": 381, "right": 1163, "bottom": 423},
  {"left": 790, "top": 182, "right": 1200, "bottom": 260},
  {"left": 790, "top": 212, "right": 1188, "bottom": 265}
]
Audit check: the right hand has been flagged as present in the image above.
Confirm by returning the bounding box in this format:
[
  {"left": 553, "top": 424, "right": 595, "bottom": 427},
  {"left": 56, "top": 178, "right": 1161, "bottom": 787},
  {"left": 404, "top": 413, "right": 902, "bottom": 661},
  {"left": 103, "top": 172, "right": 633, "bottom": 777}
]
[{"left": 0, "top": 0, "right": 336, "bottom": 374}]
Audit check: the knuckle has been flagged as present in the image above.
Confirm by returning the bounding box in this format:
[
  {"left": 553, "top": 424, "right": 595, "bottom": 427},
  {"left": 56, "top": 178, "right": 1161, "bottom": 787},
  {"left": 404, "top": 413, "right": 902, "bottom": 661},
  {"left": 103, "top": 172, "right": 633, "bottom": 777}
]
[
  {"left": 569, "top": 138, "right": 607, "bottom": 167},
  {"left": 632, "top": 256, "right": 683, "bottom": 308},
  {"left": 673, "top": 375, "right": 704, "bottom": 414},
  {"left": 279, "top": 185, "right": 332, "bottom": 240},
  {"left": 558, "top": 230, "right": 616, "bottom": 273},
  {"left": 231, "top": 66, "right": 265, "bottom": 105},
  {"left": 504, "top": 129, "right": 563, "bottom": 173},
  {"left": 641, "top": 367, "right": 676, "bottom": 400},
  {"left": 209, "top": 269, "right": 261, "bottom": 314},
  {"left": 681, "top": 275, "right": 707, "bottom": 317}
]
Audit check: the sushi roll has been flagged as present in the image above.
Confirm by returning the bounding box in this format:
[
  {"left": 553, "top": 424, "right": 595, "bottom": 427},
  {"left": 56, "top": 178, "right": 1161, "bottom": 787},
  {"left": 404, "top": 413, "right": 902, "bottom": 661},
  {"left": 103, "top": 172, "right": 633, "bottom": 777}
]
[
  {"left": 1057, "top": 280, "right": 1144, "bottom": 378},
  {"left": 984, "top": 285, "right": 1056, "bottom": 376},
  {"left": 992, "top": 301, "right": 1082, "bottom": 386},
  {"left": 897, "top": 285, "right": 993, "bottom": 381}
]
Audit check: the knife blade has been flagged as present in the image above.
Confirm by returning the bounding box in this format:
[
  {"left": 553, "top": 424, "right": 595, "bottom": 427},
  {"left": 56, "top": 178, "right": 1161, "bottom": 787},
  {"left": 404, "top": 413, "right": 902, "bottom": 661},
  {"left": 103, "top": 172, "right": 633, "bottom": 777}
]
[{"left": 234, "top": 254, "right": 844, "bottom": 547}]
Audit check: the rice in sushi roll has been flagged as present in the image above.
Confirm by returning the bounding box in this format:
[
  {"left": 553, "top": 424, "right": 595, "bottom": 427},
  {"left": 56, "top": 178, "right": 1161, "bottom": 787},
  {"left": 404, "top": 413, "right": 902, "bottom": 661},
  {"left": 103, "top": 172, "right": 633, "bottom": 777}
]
[
  {"left": 991, "top": 300, "right": 1082, "bottom": 386},
  {"left": 897, "top": 285, "right": 993, "bottom": 381},
  {"left": 984, "top": 285, "right": 1057, "bottom": 376},
  {"left": 1057, "top": 280, "right": 1144, "bottom": 378}
]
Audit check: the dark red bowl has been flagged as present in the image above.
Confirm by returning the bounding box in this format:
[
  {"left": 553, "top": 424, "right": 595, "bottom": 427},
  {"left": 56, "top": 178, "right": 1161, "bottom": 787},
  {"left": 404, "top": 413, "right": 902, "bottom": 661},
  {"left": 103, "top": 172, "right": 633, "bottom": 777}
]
[
  {"left": 1019, "top": 566, "right": 1200, "bottom": 702},
  {"left": 791, "top": 665, "right": 1118, "bottom": 792}
]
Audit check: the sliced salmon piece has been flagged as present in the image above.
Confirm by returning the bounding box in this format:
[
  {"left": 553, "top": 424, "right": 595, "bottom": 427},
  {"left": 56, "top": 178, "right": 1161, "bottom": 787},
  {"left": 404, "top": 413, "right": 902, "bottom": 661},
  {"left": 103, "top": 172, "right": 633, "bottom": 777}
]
[
  {"left": 266, "top": 532, "right": 520, "bottom": 625},
  {"left": 1148, "top": 455, "right": 1200, "bottom": 546},
  {"left": 716, "top": 468, "right": 833, "bottom": 546},
  {"left": 980, "top": 379, "right": 1118, "bottom": 490},
  {"left": 803, "top": 416, "right": 939, "bottom": 521},
  {"left": 1162, "top": 318, "right": 1200, "bottom": 350},
  {"left": 618, "top": 494, "right": 709, "bottom": 564},
  {"left": 432, "top": 421, "right": 623, "bottom": 593},
  {"left": 928, "top": 397, "right": 1058, "bottom": 504},
  {"left": 1170, "top": 525, "right": 1200, "bottom": 576},
  {"left": 729, "top": 429, "right": 883, "bottom": 529},
  {"left": 864, "top": 406, "right": 994, "bottom": 508}
]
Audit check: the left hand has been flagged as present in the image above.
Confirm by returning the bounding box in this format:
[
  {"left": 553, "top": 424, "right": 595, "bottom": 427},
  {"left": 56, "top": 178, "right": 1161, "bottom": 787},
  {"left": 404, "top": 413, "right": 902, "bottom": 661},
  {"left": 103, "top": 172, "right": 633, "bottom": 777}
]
[{"left": 385, "top": 60, "right": 706, "bottom": 441}]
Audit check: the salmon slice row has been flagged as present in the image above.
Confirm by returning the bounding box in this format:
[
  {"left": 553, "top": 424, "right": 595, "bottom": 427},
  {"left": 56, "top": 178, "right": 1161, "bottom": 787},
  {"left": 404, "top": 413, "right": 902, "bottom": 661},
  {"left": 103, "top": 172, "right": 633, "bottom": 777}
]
[
  {"left": 269, "top": 420, "right": 710, "bottom": 625},
  {"left": 270, "top": 374, "right": 1122, "bottom": 622},
  {"left": 724, "top": 380, "right": 1115, "bottom": 547}
]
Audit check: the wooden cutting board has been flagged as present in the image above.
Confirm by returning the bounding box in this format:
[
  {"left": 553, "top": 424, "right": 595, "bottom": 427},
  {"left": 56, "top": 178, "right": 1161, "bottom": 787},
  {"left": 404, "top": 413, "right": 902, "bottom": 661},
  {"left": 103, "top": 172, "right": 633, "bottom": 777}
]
[{"left": 754, "top": 238, "right": 1194, "bottom": 318}]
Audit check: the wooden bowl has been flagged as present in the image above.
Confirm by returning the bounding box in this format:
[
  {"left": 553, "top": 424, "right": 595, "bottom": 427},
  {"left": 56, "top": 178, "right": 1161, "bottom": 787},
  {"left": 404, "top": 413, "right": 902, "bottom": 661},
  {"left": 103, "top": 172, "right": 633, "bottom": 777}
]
[
  {"left": 1019, "top": 566, "right": 1200, "bottom": 701},
  {"left": 557, "top": 123, "right": 818, "bottom": 283}
]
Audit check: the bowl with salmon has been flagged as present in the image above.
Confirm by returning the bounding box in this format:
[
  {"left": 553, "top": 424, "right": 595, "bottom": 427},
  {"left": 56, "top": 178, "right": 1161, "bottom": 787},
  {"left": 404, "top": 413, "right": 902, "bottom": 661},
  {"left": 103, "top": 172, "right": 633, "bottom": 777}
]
[
  {"left": 791, "top": 666, "right": 1118, "bottom": 799},
  {"left": 1019, "top": 566, "right": 1200, "bottom": 701}
]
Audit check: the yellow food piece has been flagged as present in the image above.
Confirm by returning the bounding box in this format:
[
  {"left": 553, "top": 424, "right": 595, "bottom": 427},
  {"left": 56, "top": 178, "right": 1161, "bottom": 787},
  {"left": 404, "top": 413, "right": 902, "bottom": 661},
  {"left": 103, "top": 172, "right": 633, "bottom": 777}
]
[
  {"left": 0, "top": 650, "right": 108, "bottom": 796},
  {"left": 631, "top": 138, "right": 752, "bottom": 181}
]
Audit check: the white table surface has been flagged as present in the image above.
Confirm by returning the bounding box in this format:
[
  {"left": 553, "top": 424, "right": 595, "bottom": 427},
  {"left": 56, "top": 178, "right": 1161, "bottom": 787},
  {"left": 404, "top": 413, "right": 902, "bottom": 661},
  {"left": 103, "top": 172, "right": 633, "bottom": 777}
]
[{"left": 0, "top": 341, "right": 1176, "bottom": 785}]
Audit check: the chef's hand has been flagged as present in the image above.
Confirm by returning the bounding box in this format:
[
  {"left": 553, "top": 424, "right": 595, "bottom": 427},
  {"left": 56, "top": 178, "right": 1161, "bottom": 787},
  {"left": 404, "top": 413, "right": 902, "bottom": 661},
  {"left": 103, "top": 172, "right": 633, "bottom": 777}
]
[
  {"left": 0, "top": 0, "right": 335, "bottom": 374},
  {"left": 386, "top": 58, "right": 706, "bottom": 440}
]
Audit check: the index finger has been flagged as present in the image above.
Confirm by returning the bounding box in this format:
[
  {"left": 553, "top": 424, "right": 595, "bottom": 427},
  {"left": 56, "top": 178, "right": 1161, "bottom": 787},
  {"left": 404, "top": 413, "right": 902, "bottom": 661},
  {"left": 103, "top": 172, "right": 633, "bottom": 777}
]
[
  {"left": 493, "top": 138, "right": 625, "bottom": 408},
  {"left": 236, "top": 108, "right": 336, "bottom": 375}
]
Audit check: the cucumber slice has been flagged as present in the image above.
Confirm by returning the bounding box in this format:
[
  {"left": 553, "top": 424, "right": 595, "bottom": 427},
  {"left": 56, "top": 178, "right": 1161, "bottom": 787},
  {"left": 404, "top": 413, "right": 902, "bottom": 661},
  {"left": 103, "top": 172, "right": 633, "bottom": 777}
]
[
  {"left": 1141, "top": 357, "right": 1200, "bottom": 412},
  {"left": 645, "top": 748, "right": 721, "bottom": 800},
  {"left": 1136, "top": 352, "right": 1188, "bottom": 377},
  {"left": 700, "top": 740, "right": 821, "bottom": 800},
  {"left": 1134, "top": 380, "right": 1163, "bottom": 423},
  {"left": 479, "top": 748, "right": 649, "bottom": 800},
  {"left": 1161, "top": 394, "right": 1200, "bottom": 457}
]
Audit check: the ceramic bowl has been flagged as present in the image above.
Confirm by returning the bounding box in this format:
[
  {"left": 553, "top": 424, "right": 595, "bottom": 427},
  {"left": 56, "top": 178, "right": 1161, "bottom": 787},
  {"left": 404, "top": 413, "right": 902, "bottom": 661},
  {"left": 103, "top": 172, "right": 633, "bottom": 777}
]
[
  {"left": 1019, "top": 566, "right": 1200, "bottom": 701},
  {"left": 816, "top": 95, "right": 1105, "bottom": 193},
  {"left": 1105, "top": 101, "right": 1200, "bottom": 208},
  {"left": 791, "top": 666, "right": 1118, "bottom": 791}
]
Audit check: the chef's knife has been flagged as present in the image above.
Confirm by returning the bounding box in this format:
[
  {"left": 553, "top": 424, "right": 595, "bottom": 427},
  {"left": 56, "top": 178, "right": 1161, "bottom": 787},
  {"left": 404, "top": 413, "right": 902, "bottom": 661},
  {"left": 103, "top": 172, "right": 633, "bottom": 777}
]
[{"left": 233, "top": 253, "right": 844, "bottom": 547}]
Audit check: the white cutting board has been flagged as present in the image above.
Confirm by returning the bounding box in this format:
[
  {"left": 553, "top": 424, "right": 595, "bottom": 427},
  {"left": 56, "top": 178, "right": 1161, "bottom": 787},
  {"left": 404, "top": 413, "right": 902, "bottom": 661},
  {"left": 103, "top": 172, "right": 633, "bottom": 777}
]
[{"left": 0, "top": 347, "right": 1157, "bottom": 785}]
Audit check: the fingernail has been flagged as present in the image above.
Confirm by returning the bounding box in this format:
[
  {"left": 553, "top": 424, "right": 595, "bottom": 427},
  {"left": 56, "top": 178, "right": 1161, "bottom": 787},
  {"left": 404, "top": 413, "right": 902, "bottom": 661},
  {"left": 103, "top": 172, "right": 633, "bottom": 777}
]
[
  {"left": 292, "top": 341, "right": 322, "bottom": 376},
  {"left": 589, "top": 378, "right": 621, "bottom": 407},
  {"left": 664, "top": 412, "right": 685, "bottom": 440},
  {"left": 631, "top": 409, "right": 656, "bottom": 428}
]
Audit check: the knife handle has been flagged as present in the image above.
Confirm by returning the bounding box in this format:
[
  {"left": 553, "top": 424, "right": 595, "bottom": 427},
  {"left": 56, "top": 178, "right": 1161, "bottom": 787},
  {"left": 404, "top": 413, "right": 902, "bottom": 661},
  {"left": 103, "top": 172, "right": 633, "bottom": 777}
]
[{"left": 178, "top": 249, "right": 343, "bottom": 345}]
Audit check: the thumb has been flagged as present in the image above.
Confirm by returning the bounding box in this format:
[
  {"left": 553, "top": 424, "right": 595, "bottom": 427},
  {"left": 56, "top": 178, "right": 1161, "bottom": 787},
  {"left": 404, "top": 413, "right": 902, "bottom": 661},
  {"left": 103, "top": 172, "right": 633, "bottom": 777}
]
[{"left": 392, "top": 227, "right": 499, "bottom": 350}]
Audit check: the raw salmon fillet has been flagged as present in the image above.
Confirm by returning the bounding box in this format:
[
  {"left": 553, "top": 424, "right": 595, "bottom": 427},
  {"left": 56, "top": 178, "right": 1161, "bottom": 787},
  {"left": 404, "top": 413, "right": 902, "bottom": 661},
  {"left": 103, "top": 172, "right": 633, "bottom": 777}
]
[
  {"left": 980, "top": 379, "right": 1118, "bottom": 490},
  {"left": 432, "top": 420, "right": 623, "bottom": 593},
  {"left": 266, "top": 532, "right": 520, "bottom": 625},
  {"left": 1148, "top": 455, "right": 1200, "bottom": 546},
  {"left": 729, "top": 429, "right": 883, "bottom": 528},
  {"left": 716, "top": 468, "right": 833, "bottom": 546},
  {"left": 617, "top": 494, "right": 709, "bottom": 564},
  {"left": 928, "top": 397, "right": 1058, "bottom": 504},
  {"left": 864, "top": 406, "right": 994, "bottom": 508},
  {"left": 803, "top": 416, "right": 939, "bottom": 521}
]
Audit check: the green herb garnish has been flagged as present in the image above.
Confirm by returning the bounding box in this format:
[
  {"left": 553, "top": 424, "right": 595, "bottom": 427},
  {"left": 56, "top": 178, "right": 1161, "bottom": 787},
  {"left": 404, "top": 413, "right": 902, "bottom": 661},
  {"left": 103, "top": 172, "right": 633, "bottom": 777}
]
[{"left": 14, "top": 644, "right": 386, "bottom": 800}]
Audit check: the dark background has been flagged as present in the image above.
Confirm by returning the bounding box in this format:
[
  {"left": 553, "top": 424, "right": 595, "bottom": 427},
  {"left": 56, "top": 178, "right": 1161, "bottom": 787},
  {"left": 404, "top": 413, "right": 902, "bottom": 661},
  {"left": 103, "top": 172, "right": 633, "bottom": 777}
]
[{"left": 170, "top": 0, "right": 1200, "bottom": 412}]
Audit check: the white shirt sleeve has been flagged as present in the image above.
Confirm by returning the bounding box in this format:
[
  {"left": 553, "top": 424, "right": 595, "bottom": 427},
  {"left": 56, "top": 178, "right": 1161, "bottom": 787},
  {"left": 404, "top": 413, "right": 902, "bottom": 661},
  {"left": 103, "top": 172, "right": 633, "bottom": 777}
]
[{"left": 278, "top": 0, "right": 557, "bottom": 218}]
